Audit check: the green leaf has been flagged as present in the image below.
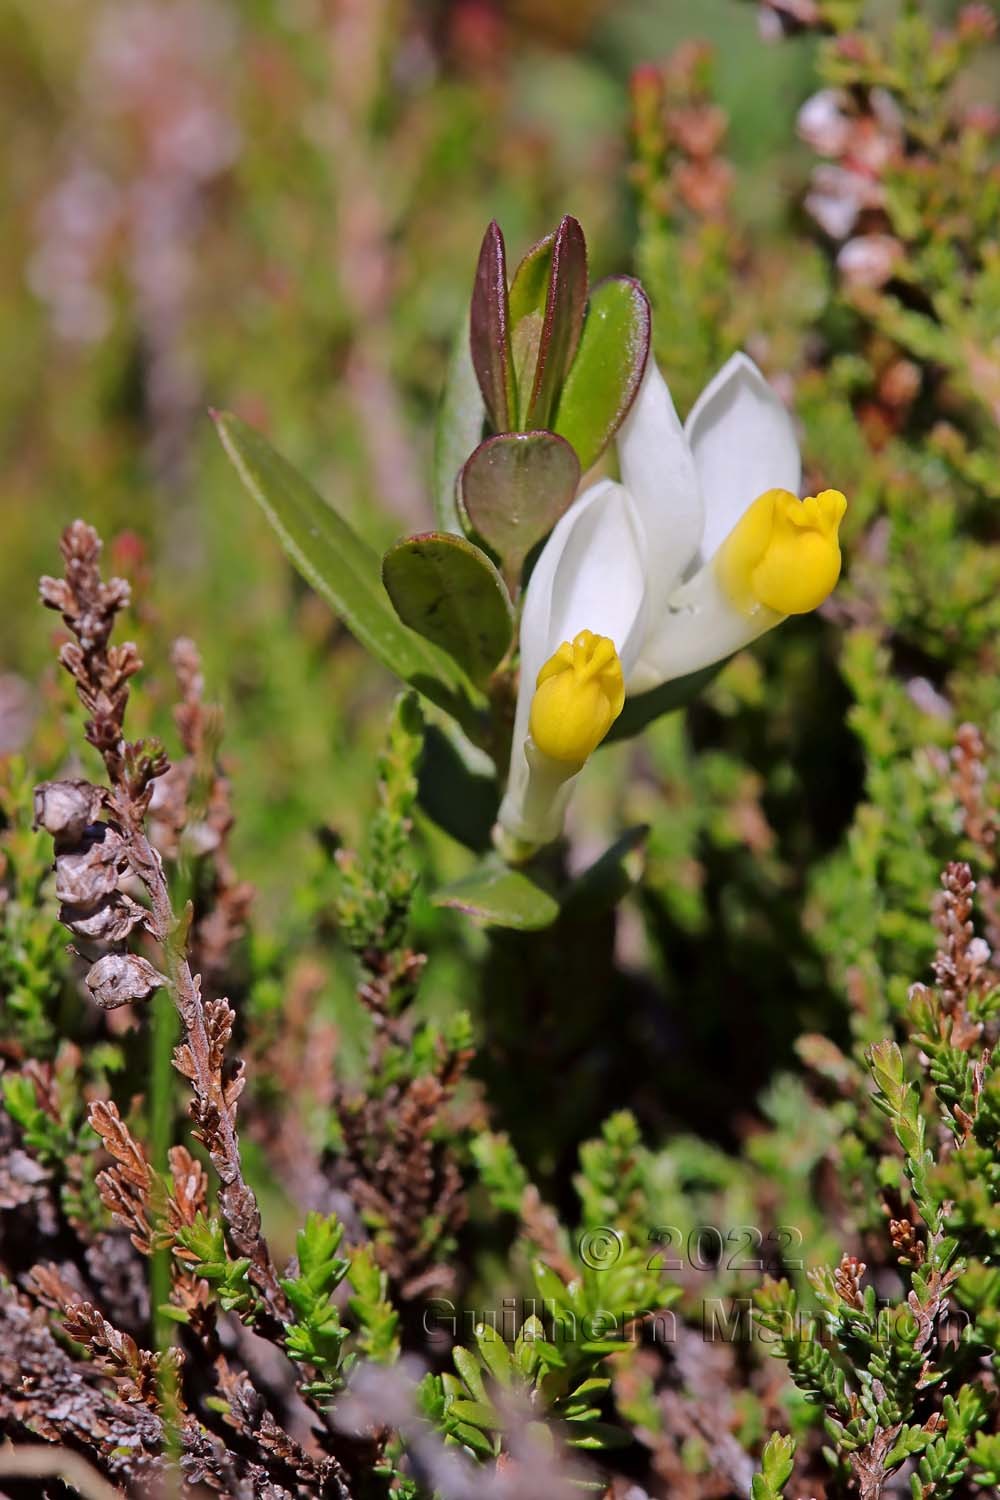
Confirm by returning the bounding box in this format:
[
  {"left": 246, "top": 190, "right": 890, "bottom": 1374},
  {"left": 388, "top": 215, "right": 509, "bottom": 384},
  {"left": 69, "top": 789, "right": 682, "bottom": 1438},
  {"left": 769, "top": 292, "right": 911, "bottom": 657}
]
[
  {"left": 523, "top": 215, "right": 588, "bottom": 430},
  {"left": 433, "top": 313, "right": 485, "bottom": 534},
  {"left": 561, "top": 826, "right": 649, "bottom": 918},
  {"left": 752, "top": 1432, "right": 796, "bottom": 1500},
  {"left": 449, "top": 1397, "right": 499, "bottom": 1429},
  {"left": 568, "top": 1377, "right": 611, "bottom": 1401},
  {"left": 566, "top": 1421, "right": 631, "bottom": 1450},
  {"left": 471, "top": 1131, "right": 530, "bottom": 1216},
  {"left": 475, "top": 1321, "right": 514, "bottom": 1387},
  {"left": 433, "top": 857, "right": 560, "bottom": 931},
  {"left": 382, "top": 532, "right": 513, "bottom": 685},
  {"left": 291, "top": 1211, "right": 348, "bottom": 1291},
  {"left": 509, "top": 233, "right": 554, "bottom": 419},
  {"left": 532, "top": 1258, "right": 574, "bottom": 1311},
  {"left": 174, "top": 1215, "right": 257, "bottom": 1318},
  {"left": 347, "top": 1248, "right": 400, "bottom": 1365},
  {"left": 158, "top": 1303, "right": 192, "bottom": 1325},
  {"left": 554, "top": 276, "right": 651, "bottom": 473},
  {"left": 453, "top": 1345, "right": 490, "bottom": 1404},
  {"left": 214, "top": 413, "right": 484, "bottom": 734},
  {"left": 509, "top": 228, "right": 556, "bottom": 335},
  {"left": 606, "top": 661, "right": 723, "bottom": 741},
  {"left": 450, "top": 1420, "right": 496, "bottom": 1457},
  {"left": 461, "top": 430, "right": 580, "bottom": 592},
  {"left": 417, "top": 724, "right": 499, "bottom": 852},
  {"left": 280, "top": 1213, "right": 351, "bottom": 1380}
]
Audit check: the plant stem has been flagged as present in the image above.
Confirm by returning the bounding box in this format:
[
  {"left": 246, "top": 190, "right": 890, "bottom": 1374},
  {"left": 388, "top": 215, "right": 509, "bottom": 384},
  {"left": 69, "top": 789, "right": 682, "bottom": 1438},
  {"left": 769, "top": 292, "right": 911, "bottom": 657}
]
[
  {"left": 149, "top": 985, "right": 177, "bottom": 1351},
  {"left": 134, "top": 825, "right": 287, "bottom": 1326}
]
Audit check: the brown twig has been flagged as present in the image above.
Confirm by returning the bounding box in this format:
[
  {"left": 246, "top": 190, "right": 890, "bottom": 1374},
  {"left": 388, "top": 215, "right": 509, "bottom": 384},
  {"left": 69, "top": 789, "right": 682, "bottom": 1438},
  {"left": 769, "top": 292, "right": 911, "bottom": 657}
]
[
  {"left": 136, "top": 829, "right": 286, "bottom": 1320},
  {"left": 0, "top": 1445, "right": 123, "bottom": 1500}
]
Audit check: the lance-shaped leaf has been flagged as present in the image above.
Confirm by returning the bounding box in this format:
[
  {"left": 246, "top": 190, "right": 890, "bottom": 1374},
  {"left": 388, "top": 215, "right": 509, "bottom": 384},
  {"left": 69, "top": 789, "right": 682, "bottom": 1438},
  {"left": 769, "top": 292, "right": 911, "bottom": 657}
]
[
  {"left": 606, "top": 661, "right": 724, "bottom": 741},
  {"left": 554, "top": 276, "right": 651, "bottom": 474},
  {"left": 418, "top": 724, "right": 499, "bottom": 852},
  {"left": 508, "top": 227, "right": 555, "bottom": 415},
  {"left": 433, "top": 856, "right": 560, "bottom": 931},
  {"left": 560, "top": 825, "right": 649, "bottom": 919},
  {"left": 214, "top": 413, "right": 484, "bottom": 735},
  {"left": 433, "top": 313, "right": 485, "bottom": 534},
  {"left": 508, "top": 217, "right": 588, "bottom": 431},
  {"left": 469, "top": 221, "right": 516, "bottom": 433},
  {"left": 434, "top": 827, "right": 647, "bottom": 927},
  {"left": 523, "top": 215, "right": 588, "bottom": 431},
  {"left": 382, "top": 531, "right": 513, "bottom": 685},
  {"left": 460, "top": 431, "right": 580, "bottom": 591},
  {"left": 509, "top": 231, "right": 555, "bottom": 326}
]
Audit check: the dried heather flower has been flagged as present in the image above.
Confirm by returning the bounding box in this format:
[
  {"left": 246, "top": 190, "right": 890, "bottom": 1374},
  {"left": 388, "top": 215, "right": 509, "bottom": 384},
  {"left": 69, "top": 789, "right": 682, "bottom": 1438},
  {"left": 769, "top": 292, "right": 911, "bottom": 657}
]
[{"left": 85, "top": 953, "right": 168, "bottom": 1010}]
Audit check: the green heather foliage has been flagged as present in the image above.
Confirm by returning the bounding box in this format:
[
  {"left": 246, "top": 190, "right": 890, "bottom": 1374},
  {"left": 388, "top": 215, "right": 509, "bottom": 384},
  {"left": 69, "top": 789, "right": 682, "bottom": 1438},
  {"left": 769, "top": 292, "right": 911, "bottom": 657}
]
[
  {"left": 1, "top": 2, "right": 1000, "bottom": 1497},
  {"left": 173, "top": 1214, "right": 259, "bottom": 1321}
]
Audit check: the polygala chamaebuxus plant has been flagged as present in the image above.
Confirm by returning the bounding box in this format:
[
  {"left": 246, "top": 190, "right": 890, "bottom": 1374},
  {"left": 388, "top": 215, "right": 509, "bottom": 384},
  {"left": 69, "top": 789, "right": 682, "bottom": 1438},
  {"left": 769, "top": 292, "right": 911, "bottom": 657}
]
[{"left": 216, "top": 215, "right": 846, "bottom": 925}]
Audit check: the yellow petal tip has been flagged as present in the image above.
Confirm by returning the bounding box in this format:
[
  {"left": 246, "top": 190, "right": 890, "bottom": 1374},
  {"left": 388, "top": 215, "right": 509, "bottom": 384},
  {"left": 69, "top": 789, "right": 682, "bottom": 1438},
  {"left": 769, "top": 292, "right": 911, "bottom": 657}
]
[
  {"left": 718, "top": 487, "right": 847, "bottom": 617},
  {"left": 529, "top": 629, "right": 625, "bottom": 766}
]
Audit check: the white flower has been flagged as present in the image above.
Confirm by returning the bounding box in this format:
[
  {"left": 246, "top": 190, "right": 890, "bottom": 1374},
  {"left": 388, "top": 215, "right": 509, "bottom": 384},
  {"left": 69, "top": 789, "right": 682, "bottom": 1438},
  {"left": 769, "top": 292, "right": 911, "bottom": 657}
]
[{"left": 496, "top": 352, "right": 847, "bottom": 851}]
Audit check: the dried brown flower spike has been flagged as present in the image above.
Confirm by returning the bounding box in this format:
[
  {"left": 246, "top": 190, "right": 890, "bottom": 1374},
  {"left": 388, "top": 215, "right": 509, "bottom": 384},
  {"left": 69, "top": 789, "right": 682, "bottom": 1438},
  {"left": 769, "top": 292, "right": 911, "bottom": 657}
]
[
  {"left": 34, "top": 521, "right": 285, "bottom": 1323},
  {"left": 39, "top": 520, "right": 139, "bottom": 778}
]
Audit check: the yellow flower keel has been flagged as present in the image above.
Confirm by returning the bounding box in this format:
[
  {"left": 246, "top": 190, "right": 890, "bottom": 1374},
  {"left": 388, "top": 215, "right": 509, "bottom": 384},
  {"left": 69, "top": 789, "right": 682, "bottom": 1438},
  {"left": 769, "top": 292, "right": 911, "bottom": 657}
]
[
  {"left": 717, "top": 487, "right": 847, "bottom": 617},
  {"left": 529, "top": 630, "right": 625, "bottom": 766}
]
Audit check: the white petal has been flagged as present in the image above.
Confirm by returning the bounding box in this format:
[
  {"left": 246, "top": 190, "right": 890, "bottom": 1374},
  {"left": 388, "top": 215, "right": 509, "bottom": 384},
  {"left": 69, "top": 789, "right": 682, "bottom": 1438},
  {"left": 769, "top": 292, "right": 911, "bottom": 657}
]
[
  {"left": 520, "top": 478, "right": 648, "bottom": 684},
  {"left": 685, "top": 353, "right": 801, "bottom": 561},
  {"left": 616, "top": 358, "right": 703, "bottom": 598},
  {"left": 498, "top": 480, "right": 647, "bottom": 845},
  {"left": 498, "top": 744, "right": 580, "bottom": 848},
  {"left": 628, "top": 558, "right": 783, "bottom": 692}
]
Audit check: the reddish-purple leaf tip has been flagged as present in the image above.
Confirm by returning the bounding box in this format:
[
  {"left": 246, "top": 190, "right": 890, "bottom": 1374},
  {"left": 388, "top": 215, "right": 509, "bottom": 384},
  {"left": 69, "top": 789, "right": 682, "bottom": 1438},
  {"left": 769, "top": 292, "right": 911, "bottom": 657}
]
[{"left": 470, "top": 221, "right": 515, "bottom": 433}]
